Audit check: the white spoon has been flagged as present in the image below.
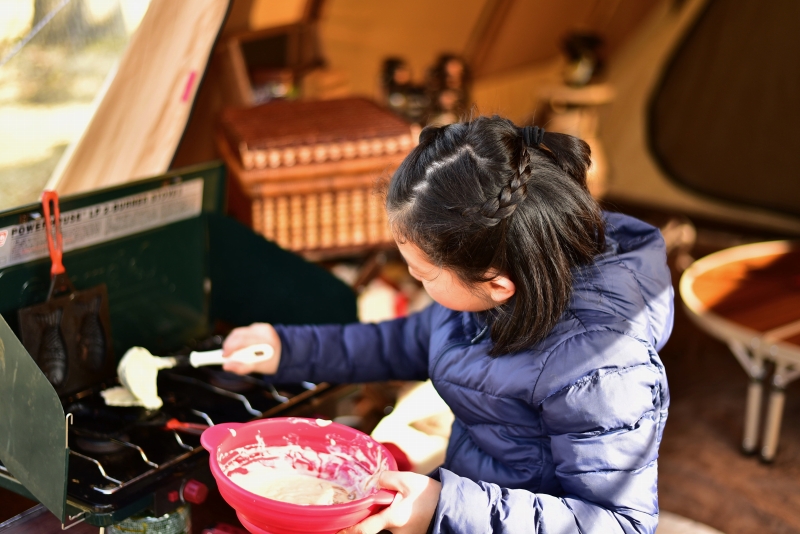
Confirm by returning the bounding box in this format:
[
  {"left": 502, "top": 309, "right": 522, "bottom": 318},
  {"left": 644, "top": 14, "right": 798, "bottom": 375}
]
[{"left": 115, "top": 345, "right": 274, "bottom": 408}]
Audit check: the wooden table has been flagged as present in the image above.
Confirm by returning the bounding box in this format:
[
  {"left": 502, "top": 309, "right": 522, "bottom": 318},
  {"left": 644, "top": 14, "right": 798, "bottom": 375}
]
[{"left": 680, "top": 241, "right": 800, "bottom": 461}]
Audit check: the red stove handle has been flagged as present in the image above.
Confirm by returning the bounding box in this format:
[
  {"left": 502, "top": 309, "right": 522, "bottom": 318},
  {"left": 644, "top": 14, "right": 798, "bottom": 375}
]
[
  {"left": 165, "top": 418, "right": 209, "bottom": 434},
  {"left": 41, "top": 190, "right": 65, "bottom": 277},
  {"left": 200, "top": 423, "right": 243, "bottom": 452}
]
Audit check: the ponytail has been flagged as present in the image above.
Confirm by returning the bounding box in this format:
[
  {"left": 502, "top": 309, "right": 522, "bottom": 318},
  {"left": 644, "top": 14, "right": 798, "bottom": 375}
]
[{"left": 540, "top": 132, "right": 593, "bottom": 192}]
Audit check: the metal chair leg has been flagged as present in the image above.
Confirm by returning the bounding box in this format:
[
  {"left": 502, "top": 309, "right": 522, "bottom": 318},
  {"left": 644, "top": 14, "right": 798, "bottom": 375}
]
[
  {"left": 729, "top": 340, "right": 765, "bottom": 455},
  {"left": 743, "top": 377, "right": 763, "bottom": 454},
  {"left": 759, "top": 360, "right": 800, "bottom": 462},
  {"left": 760, "top": 384, "right": 785, "bottom": 462}
]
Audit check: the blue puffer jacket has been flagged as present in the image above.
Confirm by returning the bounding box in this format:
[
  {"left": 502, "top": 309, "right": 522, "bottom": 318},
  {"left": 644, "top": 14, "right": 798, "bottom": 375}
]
[{"left": 272, "top": 212, "right": 673, "bottom": 534}]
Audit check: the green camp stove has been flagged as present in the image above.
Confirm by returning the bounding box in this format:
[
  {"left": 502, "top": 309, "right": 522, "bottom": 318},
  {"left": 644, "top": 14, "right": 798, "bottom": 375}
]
[{"left": 0, "top": 162, "right": 358, "bottom": 529}]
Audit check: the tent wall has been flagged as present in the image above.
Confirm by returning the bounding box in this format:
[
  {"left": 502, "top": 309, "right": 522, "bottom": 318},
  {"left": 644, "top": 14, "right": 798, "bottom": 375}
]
[
  {"left": 175, "top": 0, "right": 656, "bottom": 168},
  {"left": 599, "top": 0, "right": 800, "bottom": 233},
  {"left": 51, "top": 0, "right": 772, "bottom": 235},
  {"left": 47, "top": 0, "right": 230, "bottom": 196},
  {"left": 649, "top": 0, "right": 800, "bottom": 218}
]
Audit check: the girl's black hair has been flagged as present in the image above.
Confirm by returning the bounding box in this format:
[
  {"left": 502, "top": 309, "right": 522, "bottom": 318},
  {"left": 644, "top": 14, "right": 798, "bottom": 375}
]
[{"left": 386, "top": 115, "right": 606, "bottom": 355}]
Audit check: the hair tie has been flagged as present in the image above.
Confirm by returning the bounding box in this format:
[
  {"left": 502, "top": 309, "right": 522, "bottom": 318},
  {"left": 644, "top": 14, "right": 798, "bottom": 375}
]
[{"left": 522, "top": 125, "right": 545, "bottom": 147}]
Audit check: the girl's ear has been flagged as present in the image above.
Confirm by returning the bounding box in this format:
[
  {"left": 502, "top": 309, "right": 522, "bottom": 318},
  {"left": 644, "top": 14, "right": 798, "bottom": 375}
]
[{"left": 486, "top": 273, "right": 515, "bottom": 304}]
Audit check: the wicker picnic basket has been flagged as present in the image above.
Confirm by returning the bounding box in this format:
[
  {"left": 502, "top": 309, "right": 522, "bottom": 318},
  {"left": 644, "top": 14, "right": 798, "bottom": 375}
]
[{"left": 217, "top": 97, "right": 417, "bottom": 258}]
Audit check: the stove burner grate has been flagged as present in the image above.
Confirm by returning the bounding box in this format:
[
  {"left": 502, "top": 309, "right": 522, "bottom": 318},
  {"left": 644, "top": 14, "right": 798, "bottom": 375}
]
[{"left": 73, "top": 434, "right": 131, "bottom": 455}]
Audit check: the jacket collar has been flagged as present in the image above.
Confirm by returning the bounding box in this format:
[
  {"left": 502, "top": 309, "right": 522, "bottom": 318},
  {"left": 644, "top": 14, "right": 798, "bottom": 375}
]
[{"left": 462, "top": 311, "right": 489, "bottom": 343}]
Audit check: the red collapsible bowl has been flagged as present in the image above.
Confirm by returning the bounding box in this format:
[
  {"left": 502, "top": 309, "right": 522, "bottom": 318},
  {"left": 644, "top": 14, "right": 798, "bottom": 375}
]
[{"left": 201, "top": 417, "right": 397, "bottom": 534}]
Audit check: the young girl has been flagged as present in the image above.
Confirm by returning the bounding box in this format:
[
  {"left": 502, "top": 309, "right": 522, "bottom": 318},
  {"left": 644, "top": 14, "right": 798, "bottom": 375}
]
[{"left": 222, "top": 116, "right": 673, "bottom": 534}]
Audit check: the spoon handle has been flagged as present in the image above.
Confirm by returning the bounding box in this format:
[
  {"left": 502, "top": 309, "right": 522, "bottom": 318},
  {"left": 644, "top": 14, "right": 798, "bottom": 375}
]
[{"left": 188, "top": 344, "right": 274, "bottom": 367}]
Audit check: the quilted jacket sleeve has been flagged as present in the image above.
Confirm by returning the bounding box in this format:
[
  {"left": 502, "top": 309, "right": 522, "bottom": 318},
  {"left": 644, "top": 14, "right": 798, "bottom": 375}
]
[
  {"left": 270, "top": 305, "right": 437, "bottom": 384},
  {"left": 431, "top": 330, "right": 669, "bottom": 534}
]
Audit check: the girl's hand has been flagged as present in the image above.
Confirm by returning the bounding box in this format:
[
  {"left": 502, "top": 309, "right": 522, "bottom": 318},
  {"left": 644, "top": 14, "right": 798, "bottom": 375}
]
[
  {"left": 221, "top": 323, "right": 281, "bottom": 375},
  {"left": 338, "top": 471, "right": 441, "bottom": 534}
]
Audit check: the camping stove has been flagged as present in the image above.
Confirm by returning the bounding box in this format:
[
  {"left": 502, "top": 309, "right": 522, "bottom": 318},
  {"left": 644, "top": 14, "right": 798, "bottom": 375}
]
[
  {"left": 0, "top": 163, "right": 359, "bottom": 529},
  {"left": 2, "top": 340, "right": 350, "bottom": 527}
]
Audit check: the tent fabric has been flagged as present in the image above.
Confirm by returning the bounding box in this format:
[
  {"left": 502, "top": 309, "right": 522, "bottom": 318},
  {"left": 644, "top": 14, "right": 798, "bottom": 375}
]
[
  {"left": 598, "top": 0, "right": 800, "bottom": 233},
  {"left": 649, "top": 0, "right": 800, "bottom": 217},
  {"left": 47, "top": 0, "right": 230, "bottom": 196}
]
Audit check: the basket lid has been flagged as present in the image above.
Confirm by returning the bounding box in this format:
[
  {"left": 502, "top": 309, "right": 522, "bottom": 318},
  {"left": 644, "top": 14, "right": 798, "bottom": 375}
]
[{"left": 221, "top": 97, "right": 412, "bottom": 151}]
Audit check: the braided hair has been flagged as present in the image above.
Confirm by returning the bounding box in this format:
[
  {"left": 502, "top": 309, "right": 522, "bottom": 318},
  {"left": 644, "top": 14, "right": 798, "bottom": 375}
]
[{"left": 386, "top": 115, "right": 606, "bottom": 355}]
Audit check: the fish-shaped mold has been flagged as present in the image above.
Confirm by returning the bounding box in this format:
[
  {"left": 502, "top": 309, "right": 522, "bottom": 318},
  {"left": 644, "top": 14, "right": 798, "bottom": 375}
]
[
  {"left": 37, "top": 308, "right": 67, "bottom": 387},
  {"left": 77, "top": 296, "right": 107, "bottom": 372}
]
